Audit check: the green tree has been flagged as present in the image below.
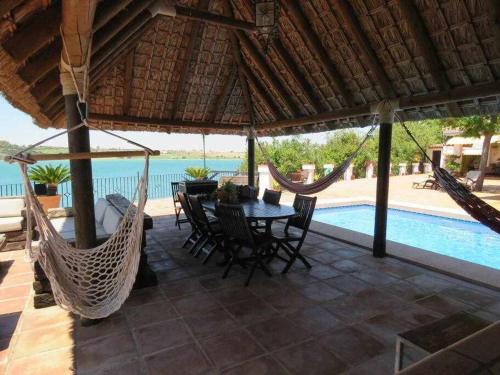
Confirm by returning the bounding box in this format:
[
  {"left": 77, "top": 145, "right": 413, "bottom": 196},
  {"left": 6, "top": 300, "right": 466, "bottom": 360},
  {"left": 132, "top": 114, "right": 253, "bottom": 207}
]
[{"left": 454, "top": 115, "right": 499, "bottom": 191}]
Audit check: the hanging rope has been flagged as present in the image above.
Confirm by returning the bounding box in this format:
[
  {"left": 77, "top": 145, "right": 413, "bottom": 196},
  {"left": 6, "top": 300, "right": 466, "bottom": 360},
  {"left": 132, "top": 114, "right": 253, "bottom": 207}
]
[
  {"left": 256, "top": 118, "right": 377, "bottom": 195},
  {"left": 397, "top": 113, "right": 500, "bottom": 234}
]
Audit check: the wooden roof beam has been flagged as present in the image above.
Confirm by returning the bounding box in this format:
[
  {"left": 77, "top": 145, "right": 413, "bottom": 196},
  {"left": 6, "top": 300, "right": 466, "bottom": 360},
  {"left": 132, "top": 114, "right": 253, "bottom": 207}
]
[
  {"left": 209, "top": 65, "right": 237, "bottom": 123},
  {"left": 18, "top": 0, "right": 150, "bottom": 87},
  {"left": 396, "top": 0, "right": 461, "bottom": 116},
  {"left": 257, "top": 81, "right": 500, "bottom": 131},
  {"left": 2, "top": 4, "right": 60, "bottom": 63},
  {"left": 88, "top": 113, "right": 245, "bottom": 131},
  {"left": 272, "top": 38, "right": 326, "bottom": 113},
  {"left": 282, "top": 1, "right": 355, "bottom": 107},
  {"left": 0, "top": 0, "right": 24, "bottom": 18},
  {"left": 172, "top": 5, "right": 256, "bottom": 32},
  {"left": 30, "top": 69, "right": 60, "bottom": 101},
  {"left": 236, "top": 31, "right": 300, "bottom": 117},
  {"left": 334, "top": 1, "right": 396, "bottom": 99},
  {"left": 171, "top": 0, "right": 211, "bottom": 119},
  {"left": 122, "top": 52, "right": 134, "bottom": 115},
  {"left": 93, "top": 0, "right": 136, "bottom": 31}
]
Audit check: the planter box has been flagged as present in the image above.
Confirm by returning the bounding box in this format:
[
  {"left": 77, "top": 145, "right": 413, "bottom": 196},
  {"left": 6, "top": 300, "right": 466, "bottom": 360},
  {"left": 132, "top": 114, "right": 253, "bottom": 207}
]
[
  {"left": 179, "top": 180, "right": 218, "bottom": 195},
  {"left": 37, "top": 195, "right": 61, "bottom": 213}
]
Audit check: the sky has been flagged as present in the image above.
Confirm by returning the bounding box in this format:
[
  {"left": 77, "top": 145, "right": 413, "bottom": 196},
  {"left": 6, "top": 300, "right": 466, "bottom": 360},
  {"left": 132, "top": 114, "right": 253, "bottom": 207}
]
[{"left": 0, "top": 96, "right": 339, "bottom": 152}]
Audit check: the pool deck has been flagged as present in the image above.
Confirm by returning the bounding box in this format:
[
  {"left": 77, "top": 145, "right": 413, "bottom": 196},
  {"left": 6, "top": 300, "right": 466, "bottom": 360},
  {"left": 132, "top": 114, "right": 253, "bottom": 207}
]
[{"left": 1, "top": 213, "right": 499, "bottom": 374}]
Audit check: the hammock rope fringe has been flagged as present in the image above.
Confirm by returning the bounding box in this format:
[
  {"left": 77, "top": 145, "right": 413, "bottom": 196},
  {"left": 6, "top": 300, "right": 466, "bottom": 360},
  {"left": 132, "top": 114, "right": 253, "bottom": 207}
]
[
  {"left": 256, "top": 120, "right": 377, "bottom": 195},
  {"left": 398, "top": 116, "right": 500, "bottom": 235},
  {"left": 9, "top": 109, "right": 154, "bottom": 319}
]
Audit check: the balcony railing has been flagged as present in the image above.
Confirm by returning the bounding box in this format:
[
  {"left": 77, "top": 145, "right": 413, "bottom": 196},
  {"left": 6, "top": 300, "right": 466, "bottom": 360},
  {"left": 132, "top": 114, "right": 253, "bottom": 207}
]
[{"left": 0, "top": 170, "right": 239, "bottom": 207}]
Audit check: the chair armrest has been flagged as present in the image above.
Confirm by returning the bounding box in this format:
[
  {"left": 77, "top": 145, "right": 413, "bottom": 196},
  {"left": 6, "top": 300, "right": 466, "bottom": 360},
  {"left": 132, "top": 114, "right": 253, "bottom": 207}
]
[{"left": 47, "top": 207, "right": 74, "bottom": 219}]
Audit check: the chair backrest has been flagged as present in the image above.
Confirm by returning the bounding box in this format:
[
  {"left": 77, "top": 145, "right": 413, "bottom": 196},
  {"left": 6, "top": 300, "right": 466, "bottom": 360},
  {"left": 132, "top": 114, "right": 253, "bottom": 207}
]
[
  {"left": 171, "top": 182, "right": 181, "bottom": 203},
  {"left": 286, "top": 194, "right": 317, "bottom": 234},
  {"left": 188, "top": 195, "right": 211, "bottom": 231},
  {"left": 216, "top": 203, "right": 255, "bottom": 246},
  {"left": 262, "top": 189, "right": 281, "bottom": 205},
  {"left": 466, "top": 170, "right": 481, "bottom": 182},
  {"left": 177, "top": 192, "right": 195, "bottom": 224}
]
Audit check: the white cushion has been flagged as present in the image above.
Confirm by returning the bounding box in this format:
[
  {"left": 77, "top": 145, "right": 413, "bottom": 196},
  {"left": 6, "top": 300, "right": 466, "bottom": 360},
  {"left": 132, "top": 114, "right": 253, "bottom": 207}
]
[
  {"left": 94, "top": 198, "right": 110, "bottom": 225},
  {"left": 0, "top": 198, "right": 25, "bottom": 218},
  {"left": 102, "top": 206, "right": 122, "bottom": 234},
  {"left": 0, "top": 217, "right": 23, "bottom": 232},
  {"left": 51, "top": 217, "right": 108, "bottom": 241}
]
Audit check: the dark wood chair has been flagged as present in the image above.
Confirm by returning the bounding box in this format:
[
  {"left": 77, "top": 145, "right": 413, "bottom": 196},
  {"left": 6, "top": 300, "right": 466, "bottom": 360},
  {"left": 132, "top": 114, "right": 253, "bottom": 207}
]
[
  {"left": 188, "top": 195, "right": 223, "bottom": 264},
  {"left": 216, "top": 203, "right": 273, "bottom": 286},
  {"left": 269, "top": 194, "right": 317, "bottom": 274},
  {"left": 177, "top": 192, "right": 203, "bottom": 251},
  {"left": 171, "top": 182, "right": 188, "bottom": 229}
]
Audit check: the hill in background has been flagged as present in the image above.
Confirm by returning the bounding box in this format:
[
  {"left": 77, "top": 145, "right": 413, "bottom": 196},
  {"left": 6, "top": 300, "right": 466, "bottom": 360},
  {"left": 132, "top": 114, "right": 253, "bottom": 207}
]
[{"left": 0, "top": 140, "right": 243, "bottom": 159}]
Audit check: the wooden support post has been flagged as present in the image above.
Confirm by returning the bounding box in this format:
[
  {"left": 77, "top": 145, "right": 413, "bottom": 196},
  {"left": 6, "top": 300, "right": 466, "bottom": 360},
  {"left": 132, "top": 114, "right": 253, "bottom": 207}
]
[
  {"left": 247, "top": 131, "right": 255, "bottom": 187},
  {"left": 373, "top": 102, "right": 396, "bottom": 257},
  {"left": 65, "top": 96, "right": 97, "bottom": 249}
]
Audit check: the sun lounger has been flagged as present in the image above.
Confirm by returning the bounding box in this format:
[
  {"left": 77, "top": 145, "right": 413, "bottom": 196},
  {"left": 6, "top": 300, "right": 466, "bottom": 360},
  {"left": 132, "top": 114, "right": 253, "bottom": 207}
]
[{"left": 412, "top": 175, "right": 438, "bottom": 190}]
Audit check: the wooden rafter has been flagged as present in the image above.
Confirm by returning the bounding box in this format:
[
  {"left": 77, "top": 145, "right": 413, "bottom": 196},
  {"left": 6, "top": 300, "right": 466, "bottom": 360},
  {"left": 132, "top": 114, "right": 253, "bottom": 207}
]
[
  {"left": 397, "top": 0, "right": 460, "bottom": 116},
  {"left": 282, "top": 1, "right": 355, "bottom": 107},
  {"left": 222, "top": 0, "right": 256, "bottom": 126},
  {"left": 257, "top": 81, "right": 500, "bottom": 131},
  {"left": 171, "top": 0, "right": 211, "bottom": 119},
  {"left": 18, "top": 38, "right": 61, "bottom": 86},
  {"left": 2, "top": 5, "right": 60, "bottom": 63},
  {"left": 88, "top": 113, "right": 244, "bottom": 131},
  {"left": 173, "top": 5, "right": 256, "bottom": 32},
  {"left": 210, "top": 65, "right": 237, "bottom": 123},
  {"left": 93, "top": 0, "right": 135, "bottom": 31},
  {"left": 272, "top": 38, "right": 326, "bottom": 113},
  {"left": 236, "top": 31, "right": 299, "bottom": 117},
  {"left": 0, "top": 0, "right": 23, "bottom": 18},
  {"left": 122, "top": 51, "right": 135, "bottom": 115},
  {"left": 333, "top": 1, "right": 396, "bottom": 99},
  {"left": 31, "top": 69, "right": 59, "bottom": 101}
]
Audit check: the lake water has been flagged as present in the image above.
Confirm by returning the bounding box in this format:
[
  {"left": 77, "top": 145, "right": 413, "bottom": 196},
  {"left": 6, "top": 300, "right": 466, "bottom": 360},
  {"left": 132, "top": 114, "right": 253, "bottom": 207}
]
[{"left": 0, "top": 158, "right": 242, "bottom": 185}]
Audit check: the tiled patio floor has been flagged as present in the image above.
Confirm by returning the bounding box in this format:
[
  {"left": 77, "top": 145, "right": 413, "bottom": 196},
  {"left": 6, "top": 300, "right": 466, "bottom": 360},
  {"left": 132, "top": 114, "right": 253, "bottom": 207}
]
[{"left": 1, "top": 213, "right": 499, "bottom": 374}]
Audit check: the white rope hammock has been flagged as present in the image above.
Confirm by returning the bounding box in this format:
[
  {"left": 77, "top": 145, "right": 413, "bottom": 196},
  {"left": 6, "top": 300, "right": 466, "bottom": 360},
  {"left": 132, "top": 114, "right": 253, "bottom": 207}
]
[{"left": 20, "top": 154, "right": 149, "bottom": 319}]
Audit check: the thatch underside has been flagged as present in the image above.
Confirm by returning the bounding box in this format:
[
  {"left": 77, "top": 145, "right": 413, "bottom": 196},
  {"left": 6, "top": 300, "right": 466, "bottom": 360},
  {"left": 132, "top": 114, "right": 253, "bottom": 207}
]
[{"left": 0, "top": 0, "right": 499, "bottom": 136}]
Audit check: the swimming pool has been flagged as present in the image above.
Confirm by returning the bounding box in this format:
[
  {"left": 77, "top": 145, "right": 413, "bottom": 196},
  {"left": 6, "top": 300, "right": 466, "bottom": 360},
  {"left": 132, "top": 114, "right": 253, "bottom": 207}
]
[{"left": 313, "top": 205, "right": 500, "bottom": 270}]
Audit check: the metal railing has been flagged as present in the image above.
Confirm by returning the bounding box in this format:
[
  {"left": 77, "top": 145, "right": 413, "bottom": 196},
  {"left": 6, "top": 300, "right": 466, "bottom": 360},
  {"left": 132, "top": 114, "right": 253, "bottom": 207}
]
[{"left": 0, "top": 170, "right": 240, "bottom": 207}]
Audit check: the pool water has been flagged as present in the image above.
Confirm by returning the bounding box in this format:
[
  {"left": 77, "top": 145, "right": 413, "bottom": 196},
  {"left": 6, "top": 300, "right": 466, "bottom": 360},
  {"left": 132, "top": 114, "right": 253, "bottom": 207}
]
[{"left": 313, "top": 205, "right": 500, "bottom": 270}]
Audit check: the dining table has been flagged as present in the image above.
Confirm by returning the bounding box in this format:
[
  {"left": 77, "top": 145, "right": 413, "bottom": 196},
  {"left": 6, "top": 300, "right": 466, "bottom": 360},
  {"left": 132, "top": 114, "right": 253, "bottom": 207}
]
[{"left": 202, "top": 199, "right": 297, "bottom": 235}]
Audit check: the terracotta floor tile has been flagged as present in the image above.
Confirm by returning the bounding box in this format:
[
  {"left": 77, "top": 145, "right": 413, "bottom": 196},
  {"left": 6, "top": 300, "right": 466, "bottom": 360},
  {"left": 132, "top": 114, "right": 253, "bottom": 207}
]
[
  {"left": 377, "top": 264, "right": 422, "bottom": 279},
  {"left": 74, "top": 314, "right": 128, "bottom": 344},
  {"left": 13, "top": 321, "right": 73, "bottom": 359},
  {"left": 262, "top": 290, "right": 313, "bottom": 314},
  {"left": 99, "top": 359, "right": 144, "bottom": 375},
  {"left": 0, "top": 299, "right": 25, "bottom": 315},
  {"left": 324, "top": 275, "right": 372, "bottom": 294},
  {"left": 384, "top": 280, "right": 432, "bottom": 301},
  {"left": 331, "top": 259, "right": 365, "bottom": 273},
  {"left": 225, "top": 298, "right": 277, "bottom": 325},
  {"left": 19, "top": 306, "right": 73, "bottom": 332},
  {"left": 125, "top": 301, "right": 178, "bottom": 328},
  {"left": 221, "top": 355, "right": 286, "bottom": 375},
  {"left": 277, "top": 271, "right": 320, "bottom": 286},
  {"left": 161, "top": 278, "right": 204, "bottom": 298},
  {"left": 274, "top": 340, "right": 347, "bottom": 375},
  {"left": 134, "top": 318, "right": 192, "bottom": 355},
  {"left": 172, "top": 293, "right": 220, "bottom": 315},
  {"left": 320, "top": 326, "right": 385, "bottom": 366},
  {"left": 0, "top": 285, "right": 30, "bottom": 300},
  {"left": 208, "top": 287, "right": 258, "bottom": 306},
  {"left": 145, "top": 343, "right": 212, "bottom": 375},
  {"left": 354, "top": 288, "right": 407, "bottom": 312},
  {"left": 333, "top": 248, "right": 366, "bottom": 259},
  {"left": 247, "top": 317, "right": 310, "bottom": 351},
  {"left": 123, "top": 287, "right": 165, "bottom": 308},
  {"left": 416, "top": 294, "right": 472, "bottom": 316},
  {"left": 352, "top": 269, "right": 399, "bottom": 286},
  {"left": 286, "top": 305, "right": 344, "bottom": 335},
  {"left": 406, "top": 274, "right": 455, "bottom": 292},
  {"left": 75, "top": 332, "right": 136, "bottom": 373},
  {"left": 297, "top": 282, "right": 343, "bottom": 302},
  {"left": 440, "top": 286, "right": 499, "bottom": 308},
  {"left": 200, "top": 329, "right": 264, "bottom": 369},
  {"left": 306, "top": 251, "right": 341, "bottom": 264},
  {"left": 7, "top": 347, "right": 75, "bottom": 375},
  {"left": 323, "top": 295, "right": 382, "bottom": 323},
  {"left": 307, "top": 265, "right": 341, "bottom": 280},
  {"left": 0, "top": 273, "right": 33, "bottom": 288},
  {"left": 0, "top": 337, "right": 13, "bottom": 364},
  {"left": 344, "top": 351, "right": 396, "bottom": 375},
  {"left": 183, "top": 307, "right": 238, "bottom": 339}
]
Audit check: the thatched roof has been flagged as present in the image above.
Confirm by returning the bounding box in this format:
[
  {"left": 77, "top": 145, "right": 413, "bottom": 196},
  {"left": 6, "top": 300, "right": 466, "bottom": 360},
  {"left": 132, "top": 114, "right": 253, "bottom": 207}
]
[{"left": 0, "top": 0, "right": 499, "bottom": 136}]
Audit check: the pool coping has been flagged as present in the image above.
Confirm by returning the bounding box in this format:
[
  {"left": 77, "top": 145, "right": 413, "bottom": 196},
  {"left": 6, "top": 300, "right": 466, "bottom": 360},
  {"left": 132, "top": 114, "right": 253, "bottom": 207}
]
[{"left": 303, "top": 198, "right": 500, "bottom": 291}]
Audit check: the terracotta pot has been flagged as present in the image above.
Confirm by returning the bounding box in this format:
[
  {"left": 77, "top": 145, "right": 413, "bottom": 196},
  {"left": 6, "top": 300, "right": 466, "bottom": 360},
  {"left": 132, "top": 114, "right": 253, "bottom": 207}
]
[
  {"left": 47, "top": 184, "right": 58, "bottom": 196},
  {"left": 37, "top": 195, "right": 61, "bottom": 214}
]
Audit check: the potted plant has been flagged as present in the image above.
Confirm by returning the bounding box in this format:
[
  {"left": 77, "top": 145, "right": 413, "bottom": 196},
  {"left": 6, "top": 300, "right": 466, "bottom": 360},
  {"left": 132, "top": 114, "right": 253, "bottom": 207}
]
[
  {"left": 216, "top": 180, "right": 238, "bottom": 203},
  {"left": 28, "top": 164, "right": 71, "bottom": 212},
  {"left": 185, "top": 167, "right": 210, "bottom": 180}
]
